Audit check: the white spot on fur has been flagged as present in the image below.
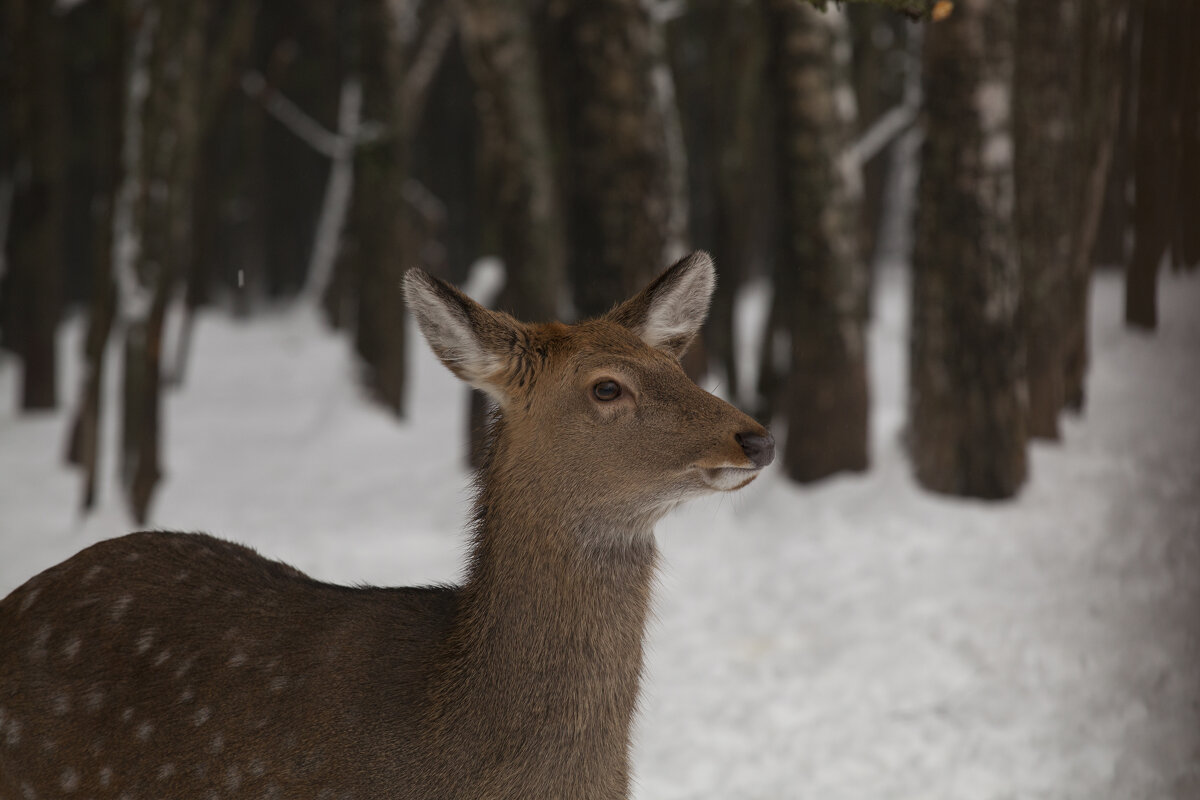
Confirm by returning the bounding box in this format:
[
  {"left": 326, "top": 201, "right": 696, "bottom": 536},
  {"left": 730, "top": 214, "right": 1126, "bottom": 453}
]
[
  {"left": 30, "top": 624, "right": 51, "bottom": 661},
  {"left": 174, "top": 654, "right": 196, "bottom": 679},
  {"left": 60, "top": 766, "right": 80, "bottom": 792},
  {"left": 194, "top": 706, "right": 211, "bottom": 726},
  {"left": 179, "top": 686, "right": 195, "bottom": 703},
  {"left": 225, "top": 765, "right": 242, "bottom": 791},
  {"left": 154, "top": 648, "right": 172, "bottom": 667},
  {"left": 121, "top": 707, "right": 134, "bottom": 723},
  {"left": 136, "top": 628, "right": 156, "bottom": 654},
  {"left": 82, "top": 564, "right": 105, "bottom": 584},
  {"left": 157, "top": 762, "right": 176, "bottom": 780},
  {"left": 99, "top": 766, "right": 113, "bottom": 786},
  {"left": 209, "top": 732, "right": 224, "bottom": 754},
  {"left": 85, "top": 687, "right": 106, "bottom": 712},
  {"left": 18, "top": 586, "right": 40, "bottom": 613},
  {"left": 268, "top": 675, "right": 288, "bottom": 693},
  {"left": 136, "top": 721, "right": 154, "bottom": 740},
  {"left": 111, "top": 595, "right": 133, "bottom": 622},
  {"left": 51, "top": 691, "right": 71, "bottom": 716},
  {"left": 62, "top": 634, "right": 82, "bottom": 661},
  {"left": 228, "top": 650, "right": 247, "bottom": 667},
  {"left": 21, "top": 781, "right": 37, "bottom": 799},
  {"left": 4, "top": 715, "right": 23, "bottom": 746},
  {"left": 125, "top": 551, "right": 141, "bottom": 562},
  {"left": 247, "top": 757, "right": 267, "bottom": 777}
]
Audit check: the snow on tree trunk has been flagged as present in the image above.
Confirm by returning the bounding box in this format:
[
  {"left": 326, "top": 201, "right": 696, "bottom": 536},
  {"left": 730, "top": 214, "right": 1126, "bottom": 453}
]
[
  {"left": 117, "top": 0, "right": 208, "bottom": 523},
  {"left": 909, "top": 0, "right": 1027, "bottom": 499},
  {"left": 1014, "top": 0, "right": 1077, "bottom": 440},
  {"left": 551, "top": 0, "right": 689, "bottom": 318},
  {"left": 762, "top": 0, "right": 870, "bottom": 482}
]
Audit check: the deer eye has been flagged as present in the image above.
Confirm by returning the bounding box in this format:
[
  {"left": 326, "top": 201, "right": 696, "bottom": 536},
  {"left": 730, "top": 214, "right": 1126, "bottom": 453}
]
[{"left": 592, "top": 380, "right": 621, "bottom": 401}]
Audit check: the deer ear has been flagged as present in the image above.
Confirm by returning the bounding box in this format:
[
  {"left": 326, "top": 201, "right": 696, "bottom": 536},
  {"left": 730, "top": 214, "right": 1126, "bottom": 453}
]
[
  {"left": 404, "top": 269, "right": 518, "bottom": 399},
  {"left": 606, "top": 251, "right": 716, "bottom": 359}
]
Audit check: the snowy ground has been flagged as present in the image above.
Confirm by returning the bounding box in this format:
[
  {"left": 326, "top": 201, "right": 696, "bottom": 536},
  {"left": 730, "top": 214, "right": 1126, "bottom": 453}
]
[{"left": 1, "top": 266, "right": 1198, "bottom": 799}]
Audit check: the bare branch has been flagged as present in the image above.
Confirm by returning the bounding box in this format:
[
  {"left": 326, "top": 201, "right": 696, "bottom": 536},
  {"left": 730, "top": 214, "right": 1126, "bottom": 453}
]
[
  {"left": 303, "top": 78, "right": 364, "bottom": 303},
  {"left": 401, "top": 2, "right": 456, "bottom": 132},
  {"left": 242, "top": 71, "right": 348, "bottom": 159}
]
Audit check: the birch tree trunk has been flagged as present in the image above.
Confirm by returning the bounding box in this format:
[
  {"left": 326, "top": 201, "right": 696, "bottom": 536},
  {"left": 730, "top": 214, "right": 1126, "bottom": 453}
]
[
  {"left": 762, "top": 0, "right": 869, "bottom": 482},
  {"left": 909, "top": 0, "right": 1027, "bottom": 499}
]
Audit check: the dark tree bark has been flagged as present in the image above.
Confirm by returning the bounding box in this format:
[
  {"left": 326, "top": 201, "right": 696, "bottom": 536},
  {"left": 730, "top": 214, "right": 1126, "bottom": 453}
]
[
  {"left": 347, "top": 0, "right": 409, "bottom": 416},
  {"left": 3, "top": 0, "right": 67, "bottom": 410},
  {"left": 761, "top": 0, "right": 869, "bottom": 483},
  {"left": 1125, "top": 0, "right": 1195, "bottom": 329},
  {"left": 909, "top": 0, "right": 1027, "bottom": 499},
  {"left": 65, "top": 2, "right": 124, "bottom": 511},
  {"left": 1063, "top": 0, "right": 1129, "bottom": 408},
  {"left": 1014, "top": 0, "right": 1077, "bottom": 439},
  {"left": 549, "top": 0, "right": 688, "bottom": 319}
]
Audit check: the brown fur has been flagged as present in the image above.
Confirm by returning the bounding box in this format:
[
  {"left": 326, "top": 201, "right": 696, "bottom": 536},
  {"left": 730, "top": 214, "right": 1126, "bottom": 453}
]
[{"left": 0, "top": 252, "right": 771, "bottom": 798}]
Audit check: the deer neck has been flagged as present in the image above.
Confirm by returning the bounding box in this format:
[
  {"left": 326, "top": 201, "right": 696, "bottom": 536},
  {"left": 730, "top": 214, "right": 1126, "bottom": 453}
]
[{"left": 432, "top": 436, "right": 660, "bottom": 782}]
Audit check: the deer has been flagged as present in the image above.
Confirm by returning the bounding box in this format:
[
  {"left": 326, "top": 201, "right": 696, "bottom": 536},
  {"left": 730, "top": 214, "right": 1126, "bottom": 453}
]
[{"left": 0, "top": 251, "right": 774, "bottom": 799}]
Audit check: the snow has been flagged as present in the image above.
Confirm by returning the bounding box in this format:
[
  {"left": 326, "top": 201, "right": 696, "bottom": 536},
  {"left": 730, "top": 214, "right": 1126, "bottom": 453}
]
[{"left": 2, "top": 266, "right": 1198, "bottom": 798}]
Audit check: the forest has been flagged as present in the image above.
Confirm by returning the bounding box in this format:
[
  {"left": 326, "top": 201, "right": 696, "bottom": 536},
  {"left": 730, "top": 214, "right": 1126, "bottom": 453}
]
[{"left": 1, "top": 0, "right": 1197, "bottom": 525}]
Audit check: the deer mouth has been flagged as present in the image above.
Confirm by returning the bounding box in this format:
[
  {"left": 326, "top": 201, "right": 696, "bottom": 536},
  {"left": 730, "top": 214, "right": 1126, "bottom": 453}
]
[{"left": 697, "top": 466, "right": 762, "bottom": 492}]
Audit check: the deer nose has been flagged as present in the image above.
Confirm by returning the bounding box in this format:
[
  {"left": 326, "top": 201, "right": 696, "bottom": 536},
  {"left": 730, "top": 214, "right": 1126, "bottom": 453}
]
[{"left": 735, "top": 431, "right": 775, "bottom": 469}]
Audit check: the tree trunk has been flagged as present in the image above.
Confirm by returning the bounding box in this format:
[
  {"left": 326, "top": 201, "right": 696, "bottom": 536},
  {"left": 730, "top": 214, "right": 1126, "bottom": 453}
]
[
  {"left": 1014, "top": 0, "right": 1076, "bottom": 440},
  {"left": 3, "top": 0, "right": 66, "bottom": 410},
  {"left": 909, "top": 0, "right": 1027, "bottom": 499},
  {"left": 761, "top": 0, "right": 869, "bottom": 482},
  {"left": 117, "top": 0, "right": 209, "bottom": 523},
  {"left": 348, "top": 0, "right": 409, "bottom": 416},
  {"left": 65, "top": 2, "right": 124, "bottom": 511},
  {"left": 1125, "top": 0, "right": 1190, "bottom": 330},
  {"left": 550, "top": 0, "right": 689, "bottom": 319},
  {"left": 1063, "top": 0, "right": 1129, "bottom": 408}
]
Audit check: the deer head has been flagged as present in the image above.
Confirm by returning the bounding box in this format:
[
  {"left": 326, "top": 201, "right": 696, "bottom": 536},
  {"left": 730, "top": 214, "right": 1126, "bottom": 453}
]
[{"left": 404, "top": 251, "right": 774, "bottom": 538}]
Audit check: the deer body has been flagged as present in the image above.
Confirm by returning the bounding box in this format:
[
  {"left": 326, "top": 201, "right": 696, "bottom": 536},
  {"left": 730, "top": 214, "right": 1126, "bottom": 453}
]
[{"left": 0, "top": 252, "right": 772, "bottom": 798}]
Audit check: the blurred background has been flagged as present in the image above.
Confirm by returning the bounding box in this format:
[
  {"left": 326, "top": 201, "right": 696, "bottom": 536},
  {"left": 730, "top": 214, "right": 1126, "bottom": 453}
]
[{"left": 1, "top": 0, "right": 1198, "bottom": 797}]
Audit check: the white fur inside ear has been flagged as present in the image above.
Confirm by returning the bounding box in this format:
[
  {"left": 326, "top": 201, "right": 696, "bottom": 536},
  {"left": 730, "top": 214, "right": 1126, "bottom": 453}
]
[
  {"left": 404, "top": 272, "right": 501, "bottom": 384},
  {"left": 638, "top": 253, "right": 715, "bottom": 349}
]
